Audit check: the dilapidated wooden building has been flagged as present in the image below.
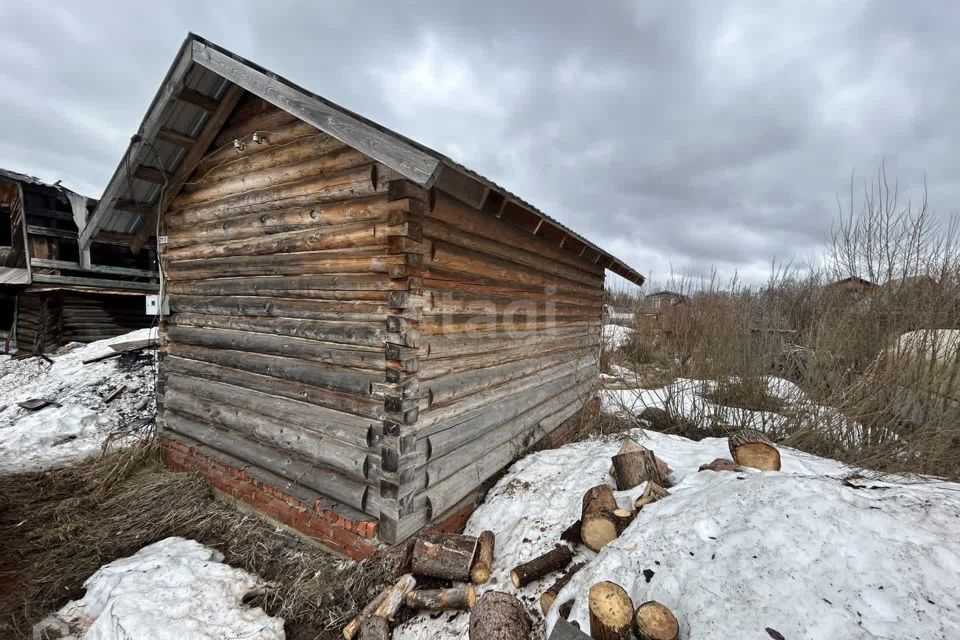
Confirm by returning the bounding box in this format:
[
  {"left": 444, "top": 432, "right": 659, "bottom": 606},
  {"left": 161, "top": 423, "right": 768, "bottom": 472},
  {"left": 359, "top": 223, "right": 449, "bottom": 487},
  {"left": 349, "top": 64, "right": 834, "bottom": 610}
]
[
  {"left": 0, "top": 169, "right": 157, "bottom": 353},
  {"left": 90, "top": 34, "right": 644, "bottom": 554}
]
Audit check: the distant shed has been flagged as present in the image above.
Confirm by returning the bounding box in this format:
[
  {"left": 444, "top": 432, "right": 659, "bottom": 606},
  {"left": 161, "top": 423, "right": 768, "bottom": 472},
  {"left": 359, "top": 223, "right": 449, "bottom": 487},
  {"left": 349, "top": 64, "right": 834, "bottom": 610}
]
[
  {"left": 89, "top": 34, "right": 645, "bottom": 555},
  {"left": 0, "top": 169, "right": 158, "bottom": 352}
]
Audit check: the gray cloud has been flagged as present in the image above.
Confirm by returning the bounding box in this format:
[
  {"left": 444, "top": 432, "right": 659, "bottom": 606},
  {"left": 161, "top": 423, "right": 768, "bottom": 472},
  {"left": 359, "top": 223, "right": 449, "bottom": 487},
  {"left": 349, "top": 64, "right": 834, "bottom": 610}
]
[{"left": 1, "top": 0, "right": 958, "bottom": 288}]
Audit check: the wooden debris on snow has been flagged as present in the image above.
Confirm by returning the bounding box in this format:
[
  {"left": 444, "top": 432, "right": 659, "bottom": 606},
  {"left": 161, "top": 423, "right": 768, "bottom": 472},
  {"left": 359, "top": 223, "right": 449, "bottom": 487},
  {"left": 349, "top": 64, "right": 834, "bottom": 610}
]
[
  {"left": 469, "top": 591, "right": 531, "bottom": 640},
  {"left": 728, "top": 429, "right": 781, "bottom": 471},
  {"left": 634, "top": 600, "right": 679, "bottom": 640},
  {"left": 510, "top": 544, "right": 573, "bottom": 588},
  {"left": 411, "top": 532, "right": 478, "bottom": 581},
  {"left": 588, "top": 581, "right": 634, "bottom": 640},
  {"left": 633, "top": 482, "right": 670, "bottom": 510},
  {"left": 470, "top": 530, "right": 495, "bottom": 584}
]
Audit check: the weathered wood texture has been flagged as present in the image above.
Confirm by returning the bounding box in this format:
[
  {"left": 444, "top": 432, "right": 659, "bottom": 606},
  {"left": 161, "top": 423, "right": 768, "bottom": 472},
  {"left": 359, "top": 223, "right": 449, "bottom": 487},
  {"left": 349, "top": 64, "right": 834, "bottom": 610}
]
[
  {"left": 391, "top": 190, "right": 604, "bottom": 538},
  {"left": 15, "top": 291, "right": 152, "bottom": 353},
  {"left": 160, "top": 95, "right": 409, "bottom": 522},
  {"left": 159, "top": 93, "right": 608, "bottom": 545}
]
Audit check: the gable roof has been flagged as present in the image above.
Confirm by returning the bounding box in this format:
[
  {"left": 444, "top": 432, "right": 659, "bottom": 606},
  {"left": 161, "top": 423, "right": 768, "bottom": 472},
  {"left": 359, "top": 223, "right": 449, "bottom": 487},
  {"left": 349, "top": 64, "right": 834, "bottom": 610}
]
[{"left": 82, "top": 34, "right": 644, "bottom": 285}]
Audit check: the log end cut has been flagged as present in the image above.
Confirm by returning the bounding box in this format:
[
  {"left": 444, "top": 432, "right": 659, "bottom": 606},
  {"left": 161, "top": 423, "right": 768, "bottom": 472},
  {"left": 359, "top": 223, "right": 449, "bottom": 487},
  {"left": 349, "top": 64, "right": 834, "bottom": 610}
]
[
  {"left": 588, "top": 581, "right": 634, "bottom": 640},
  {"left": 729, "top": 429, "right": 781, "bottom": 471},
  {"left": 634, "top": 601, "right": 679, "bottom": 640}
]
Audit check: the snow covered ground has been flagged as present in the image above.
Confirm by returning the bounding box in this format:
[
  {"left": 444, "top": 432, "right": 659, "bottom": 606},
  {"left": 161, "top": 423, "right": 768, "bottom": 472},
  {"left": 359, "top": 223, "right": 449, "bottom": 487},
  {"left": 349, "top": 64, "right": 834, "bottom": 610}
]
[
  {"left": 602, "top": 323, "right": 634, "bottom": 350},
  {"left": 51, "top": 537, "right": 284, "bottom": 640},
  {"left": 395, "top": 428, "right": 960, "bottom": 640},
  {"left": 0, "top": 328, "right": 157, "bottom": 474}
]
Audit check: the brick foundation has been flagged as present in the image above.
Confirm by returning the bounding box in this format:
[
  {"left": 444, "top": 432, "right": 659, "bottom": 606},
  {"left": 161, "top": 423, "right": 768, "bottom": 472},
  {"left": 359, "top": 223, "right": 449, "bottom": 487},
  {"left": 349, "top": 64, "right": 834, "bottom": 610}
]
[
  {"left": 162, "top": 438, "right": 379, "bottom": 559},
  {"left": 160, "top": 402, "right": 595, "bottom": 559}
]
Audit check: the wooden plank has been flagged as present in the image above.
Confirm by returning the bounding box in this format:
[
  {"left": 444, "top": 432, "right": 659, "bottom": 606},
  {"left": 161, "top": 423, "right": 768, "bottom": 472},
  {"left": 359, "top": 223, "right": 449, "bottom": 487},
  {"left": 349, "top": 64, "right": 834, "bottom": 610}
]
[
  {"left": 133, "top": 165, "right": 167, "bottom": 185},
  {"left": 171, "top": 311, "right": 386, "bottom": 347},
  {"left": 177, "top": 86, "right": 221, "bottom": 113},
  {"left": 166, "top": 324, "right": 385, "bottom": 371},
  {"left": 156, "top": 127, "right": 198, "bottom": 148},
  {"left": 165, "top": 382, "right": 369, "bottom": 479},
  {"left": 30, "top": 274, "right": 159, "bottom": 292},
  {"left": 26, "top": 225, "right": 76, "bottom": 240},
  {"left": 30, "top": 258, "right": 158, "bottom": 278},
  {"left": 191, "top": 38, "right": 441, "bottom": 185},
  {"left": 163, "top": 410, "right": 368, "bottom": 510},
  {"left": 165, "top": 354, "right": 384, "bottom": 421}
]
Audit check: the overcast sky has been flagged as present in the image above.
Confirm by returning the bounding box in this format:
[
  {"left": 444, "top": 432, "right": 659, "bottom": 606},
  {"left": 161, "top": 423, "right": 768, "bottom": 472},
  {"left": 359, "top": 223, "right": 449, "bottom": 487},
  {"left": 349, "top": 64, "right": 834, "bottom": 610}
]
[{"left": 1, "top": 1, "right": 957, "bottom": 288}]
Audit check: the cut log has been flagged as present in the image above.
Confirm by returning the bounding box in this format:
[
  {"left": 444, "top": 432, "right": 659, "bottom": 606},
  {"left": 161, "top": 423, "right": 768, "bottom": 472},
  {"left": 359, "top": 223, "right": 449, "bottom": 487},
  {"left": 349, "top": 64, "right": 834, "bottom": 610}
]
[
  {"left": 612, "top": 509, "right": 635, "bottom": 535},
  {"left": 471, "top": 530, "right": 496, "bottom": 584},
  {"left": 698, "top": 458, "right": 742, "bottom": 472},
  {"left": 634, "top": 601, "right": 679, "bottom": 640},
  {"left": 607, "top": 439, "right": 673, "bottom": 478},
  {"left": 343, "top": 582, "right": 393, "bottom": 640},
  {"left": 588, "top": 581, "right": 634, "bottom": 640},
  {"left": 612, "top": 450, "right": 662, "bottom": 490},
  {"left": 373, "top": 574, "right": 417, "bottom": 621},
  {"left": 469, "top": 591, "right": 531, "bottom": 640},
  {"left": 510, "top": 544, "right": 573, "bottom": 588},
  {"left": 405, "top": 585, "right": 477, "bottom": 611},
  {"left": 633, "top": 482, "right": 670, "bottom": 510},
  {"left": 580, "top": 485, "right": 618, "bottom": 552},
  {"left": 559, "top": 520, "right": 582, "bottom": 545},
  {"left": 411, "top": 533, "right": 478, "bottom": 581},
  {"left": 558, "top": 600, "right": 574, "bottom": 620},
  {"left": 728, "top": 429, "right": 781, "bottom": 471},
  {"left": 359, "top": 616, "right": 390, "bottom": 640},
  {"left": 540, "top": 561, "right": 586, "bottom": 614}
]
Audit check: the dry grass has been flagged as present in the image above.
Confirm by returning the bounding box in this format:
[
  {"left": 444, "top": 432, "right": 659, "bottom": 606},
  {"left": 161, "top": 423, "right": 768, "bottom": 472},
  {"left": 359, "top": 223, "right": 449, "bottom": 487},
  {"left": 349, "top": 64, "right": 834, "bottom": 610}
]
[
  {"left": 0, "top": 442, "right": 408, "bottom": 640},
  {"left": 603, "top": 167, "right": 960, "bottom": 479}
]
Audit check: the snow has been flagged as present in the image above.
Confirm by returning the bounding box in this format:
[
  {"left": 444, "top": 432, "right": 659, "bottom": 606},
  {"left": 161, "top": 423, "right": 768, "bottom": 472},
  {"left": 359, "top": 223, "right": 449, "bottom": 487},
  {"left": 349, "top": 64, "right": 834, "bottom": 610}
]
[
  {"left": 601, "top": 324, "right": 634, "bottom": 350},
  {"left": 0, "top": 328, "right": 157, "bottom": 474},
  {"left": 54, "top": 537, "right": 284, "bottom": 640},
  {"left": 395, "top": 429, "right": 960, "bottom": 640}
]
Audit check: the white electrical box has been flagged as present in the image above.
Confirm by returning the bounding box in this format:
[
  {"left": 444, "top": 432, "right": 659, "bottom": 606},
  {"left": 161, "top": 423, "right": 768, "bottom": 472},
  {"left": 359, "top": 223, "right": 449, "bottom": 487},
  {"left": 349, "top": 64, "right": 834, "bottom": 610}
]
[{"left": 145, "top": 294, "right": 170, "bottom": 316}]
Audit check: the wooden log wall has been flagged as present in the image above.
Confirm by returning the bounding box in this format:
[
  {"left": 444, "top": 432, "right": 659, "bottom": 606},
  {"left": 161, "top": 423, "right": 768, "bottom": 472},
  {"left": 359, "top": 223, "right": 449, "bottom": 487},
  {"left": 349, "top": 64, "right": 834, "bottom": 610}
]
[
  {"left": 14, "top": 290, "right": 153, "bottom": 352},
  {"left": 59, "top": 292, "right": 153, "bottom": 343},
  {"left": 15, "top": 292, "right": 61, "bottom": 354},
  {"left": 377, "top": 189, "right": 604, "bottom": 542},
  {"left": 159, "top": 93, "right": 422, "bottom": 522},
  {"left": 158, "top": 92, "right": 605, "bottom": 544}
]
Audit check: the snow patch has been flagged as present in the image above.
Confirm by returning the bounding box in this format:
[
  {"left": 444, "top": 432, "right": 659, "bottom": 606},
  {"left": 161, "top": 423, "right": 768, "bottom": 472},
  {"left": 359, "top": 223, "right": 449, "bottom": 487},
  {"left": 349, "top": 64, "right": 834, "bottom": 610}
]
[
  {"left": 0, "top": 328, "right": 157, "bottom": 473},
  {"left": 56, "top": 537, "right": 284, "bottom": 640},
  {"left": 602, "top": 324, "right": 633, "bottom": 350}
]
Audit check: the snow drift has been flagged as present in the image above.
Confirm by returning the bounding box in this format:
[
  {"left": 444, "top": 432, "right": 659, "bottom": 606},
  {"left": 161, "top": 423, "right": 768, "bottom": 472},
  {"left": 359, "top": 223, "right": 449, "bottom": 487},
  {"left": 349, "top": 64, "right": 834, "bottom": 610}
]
[
  {"left": 55, "top": 537, "right": 284, "bottom": 640},
  {"left": 395, "top": 429, "right": 960, "bottom": 640},
  {"left": 0, "top": 328, "right": 157, "bottom": 474}
]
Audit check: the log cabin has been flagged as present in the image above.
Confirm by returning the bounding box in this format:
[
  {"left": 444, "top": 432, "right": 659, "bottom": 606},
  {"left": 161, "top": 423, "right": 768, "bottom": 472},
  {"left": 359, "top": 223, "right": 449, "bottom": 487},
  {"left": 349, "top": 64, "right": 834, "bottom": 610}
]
[
  {"left": 0, "top": 168, "right": 158, "bottom": 353},
  {"left": 87, "top": 34, "right": 645, "bottom": 557}
]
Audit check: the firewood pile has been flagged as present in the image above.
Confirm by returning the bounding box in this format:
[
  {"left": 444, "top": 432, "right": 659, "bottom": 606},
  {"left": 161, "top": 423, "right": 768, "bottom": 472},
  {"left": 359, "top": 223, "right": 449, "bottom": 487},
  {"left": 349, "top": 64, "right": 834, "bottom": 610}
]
[{"left": 343, "top": 430, "right": 780, "bottom": 639}]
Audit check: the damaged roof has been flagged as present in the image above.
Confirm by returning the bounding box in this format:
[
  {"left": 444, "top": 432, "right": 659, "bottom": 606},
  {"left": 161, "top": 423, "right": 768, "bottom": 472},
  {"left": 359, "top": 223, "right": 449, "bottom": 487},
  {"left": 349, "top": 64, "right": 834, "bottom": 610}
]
[{"left": 84, "top": 33, "right": 645, "bottom": 285}]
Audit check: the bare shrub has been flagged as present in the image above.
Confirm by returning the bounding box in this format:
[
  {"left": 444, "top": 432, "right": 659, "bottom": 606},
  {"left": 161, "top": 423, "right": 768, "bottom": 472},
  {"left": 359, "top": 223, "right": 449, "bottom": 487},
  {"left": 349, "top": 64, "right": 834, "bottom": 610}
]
[{"left": 604, "top": 166, "right": 960, "bottom": 479}]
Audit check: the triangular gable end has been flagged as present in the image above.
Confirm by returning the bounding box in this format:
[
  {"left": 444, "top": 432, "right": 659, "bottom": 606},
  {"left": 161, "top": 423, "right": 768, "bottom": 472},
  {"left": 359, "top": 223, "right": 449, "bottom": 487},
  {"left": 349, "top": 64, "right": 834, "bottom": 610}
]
[{"left": 81, "top": 34, "right": 645, "bottom": 286}]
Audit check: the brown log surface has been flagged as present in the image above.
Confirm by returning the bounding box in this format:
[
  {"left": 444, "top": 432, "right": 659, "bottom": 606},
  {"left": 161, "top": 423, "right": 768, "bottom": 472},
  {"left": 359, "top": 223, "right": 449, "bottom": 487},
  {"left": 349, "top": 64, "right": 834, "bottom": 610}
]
[
  {"left": 471, "top": 530, "right": 496, "bottom": 584},
  {"left": 469, "top": 591, "right": 531, "bottom": 640},
  {"left": 539, "top": 561, "right": 586, "bottom": 614},
  {"left": 405, "top": 585, "right": 477, "bottom": 611},
  {"left": 581, "top": 484, "right": 618, "bottom": 552},
  {"left": 411, "top": 533, "right": 478, "bottom": 581},
  {"left": 510, "top": 544, "right": 573, "bottom": 588},
  {"left": 612, "top": 450, "right": 662, "bottom": 490}
]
